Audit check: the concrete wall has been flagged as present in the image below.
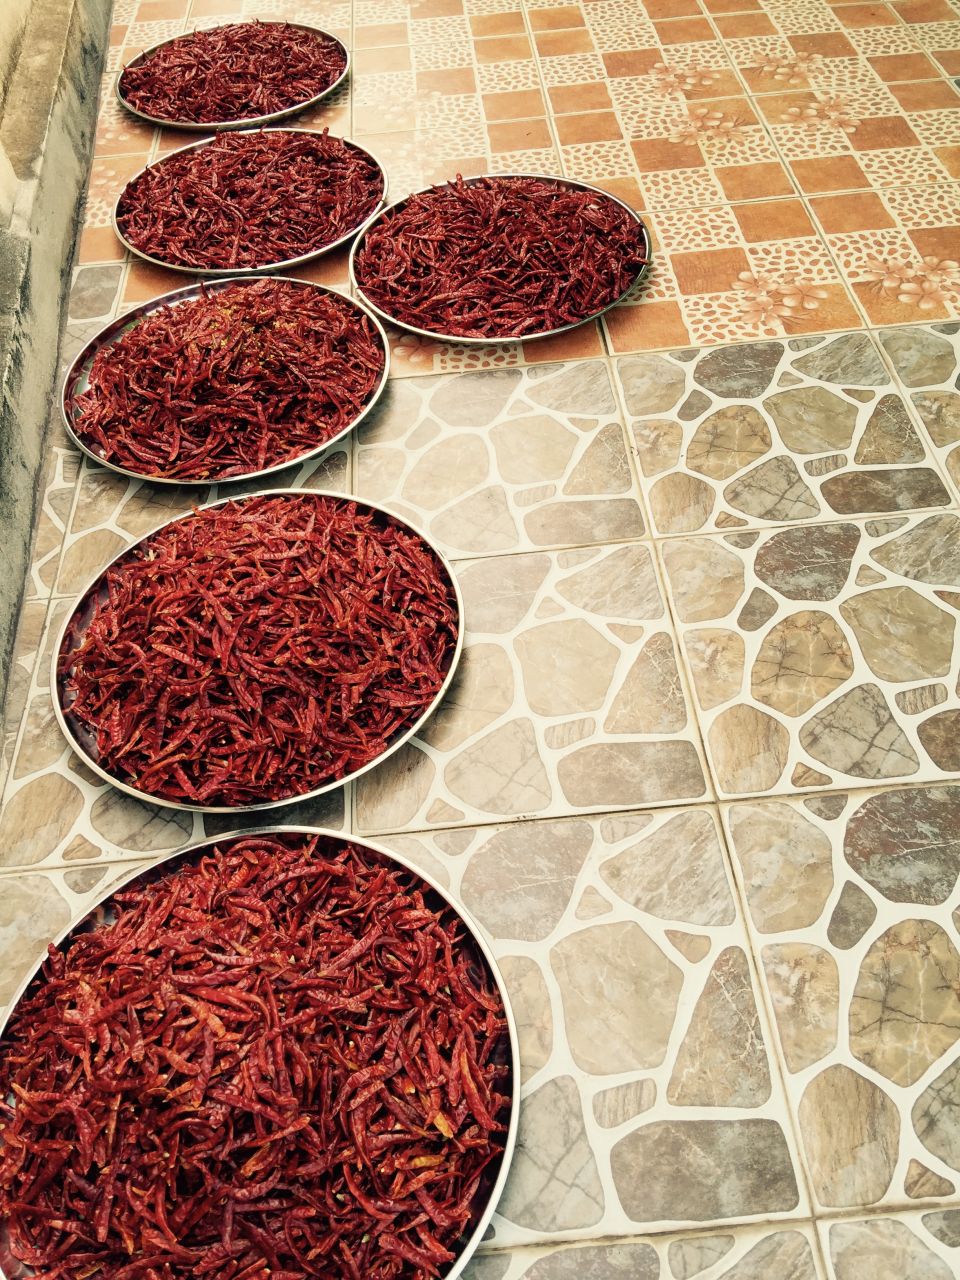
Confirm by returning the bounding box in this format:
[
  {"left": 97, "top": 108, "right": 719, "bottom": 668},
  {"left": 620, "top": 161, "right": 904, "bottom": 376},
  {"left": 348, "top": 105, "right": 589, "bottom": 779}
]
[{"left": 0, "top": 0, "right": 111, "bottom": 718}]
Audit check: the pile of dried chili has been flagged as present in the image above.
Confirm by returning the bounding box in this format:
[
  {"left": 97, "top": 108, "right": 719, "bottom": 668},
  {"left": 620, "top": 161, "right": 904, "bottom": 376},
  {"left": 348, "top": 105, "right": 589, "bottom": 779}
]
[
  {"left": 118, "top": 21, "right": 348, "bottom": 126},
  {"left": 353, "top": 175, "right": 648, "bottom": 339},
  {"left": 69, "top": 280, "right": 386, "bottom": 481},
  {"left": 0, "top": 831, "right": 512, "bottom": 1279},
  {"left": 57, "top": 494, "right": 459, "bottom": 807},
  {"left": 115, "top": 130, "right": 384, "bottom": 271}
]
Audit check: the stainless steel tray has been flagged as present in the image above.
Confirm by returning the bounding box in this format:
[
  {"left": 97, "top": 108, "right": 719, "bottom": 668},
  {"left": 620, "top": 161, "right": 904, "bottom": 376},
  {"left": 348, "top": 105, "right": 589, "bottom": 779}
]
[
  {"left": 116, "top": 21, "right": 350, "bottom": 132},
  {"left": 53, "top": 490, "right": 464, "bottom": 813},
  {"left": 60, "top": 277, "right": 390, "bottom": 487},
  {"left": 0, "top": 825, "right": 519, "bottom": 1280},
  {"left": 349, "top": 171, "right": 653, "bottom": 345},
  {"left": 113, "top": 128, "right": 387, "bottom": 276}
]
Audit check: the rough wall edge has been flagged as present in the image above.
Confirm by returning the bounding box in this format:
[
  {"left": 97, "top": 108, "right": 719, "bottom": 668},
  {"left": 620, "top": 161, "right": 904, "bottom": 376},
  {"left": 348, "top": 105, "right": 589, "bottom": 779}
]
[{"left": 0, "top": 0, "right": 112, "bottom": 724}]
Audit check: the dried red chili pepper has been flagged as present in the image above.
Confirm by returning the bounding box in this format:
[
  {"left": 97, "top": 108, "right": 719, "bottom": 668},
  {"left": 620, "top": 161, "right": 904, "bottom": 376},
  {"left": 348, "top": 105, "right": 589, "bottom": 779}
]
[
  {"left": 119, "top": 21, "right": 348, "bottom": 126},
  {"left": 69, "top": 280, "right": 385, "bottom": 481},
  {"left": 353, "top": 175, "right": 648, "bottom": 339},
  {"left": 116, "top": 130, "right": 384, "bottom": 271},
  {"left": 57, "top": 494, "right": 459, "bottom": 807},
  {"left": 0, "top": 832, "right": 512, "bottom": 1279}
]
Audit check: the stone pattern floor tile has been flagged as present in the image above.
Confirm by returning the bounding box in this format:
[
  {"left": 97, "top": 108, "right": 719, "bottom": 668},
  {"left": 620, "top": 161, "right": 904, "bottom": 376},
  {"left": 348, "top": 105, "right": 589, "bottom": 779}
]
[
  {"left": 355, "top": 361, "right": 645, "bottom": 559},
  {"left": 462, "top": 1222, "right": 827, "bottom": 1279},
  {"left": 658, "top": 514, "right": 960, "bottom": 798},
  {"left": 375, "top": 807, "right": 806, "bottom": 1244},
  {"left": 818, "top": 1212, "right": 959, "bottom": 1280},
  {"left": 356, "top": 542, "right": 710, "bottom": 834},
  {"left": 723, "top": 784, "right": 960, "bottom": 1214},
  {"left": 878, "top": 321, "right": 960, "bottom": 498},
  {"left": 617, "top": 331, "right": 953, "bottom": 537}
]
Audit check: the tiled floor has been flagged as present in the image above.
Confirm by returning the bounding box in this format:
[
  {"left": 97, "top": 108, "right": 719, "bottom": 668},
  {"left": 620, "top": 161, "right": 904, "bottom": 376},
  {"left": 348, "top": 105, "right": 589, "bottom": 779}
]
[{"left": 4, "top": 0, "right": 960, "bottom": 1277}]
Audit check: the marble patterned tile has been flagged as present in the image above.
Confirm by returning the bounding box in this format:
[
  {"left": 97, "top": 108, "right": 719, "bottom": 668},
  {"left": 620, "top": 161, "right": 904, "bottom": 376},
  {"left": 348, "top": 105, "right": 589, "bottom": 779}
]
[
  {"left": 375, "top": 806, "right": 806, "bottom": 1244},
  {"left": 25, "top": 446, "right": 82, "bottom": 602},
  {"left": 658, "top": 514, "right": 960, "bottom": 798},
  {"left": 878, "top": 322, "right": 960, "bottom": 498},
  {"left": 617, "top": 332, "right": 953, "bottom": 537},
  {"left": 463, "top": 1223, "right": 827, "bottom": 1279},
  {"left": 818, "top": 1212, "right": 960, "bottom": 1279},
  {"left": 723, "top": 784, "right": 960, "bottom": 1214},
  {"left": 354, "top": 361, "right": 645, "bottom": 559},
  {"left": 356, "top": 541, "right": 710, "bottom": 834}
]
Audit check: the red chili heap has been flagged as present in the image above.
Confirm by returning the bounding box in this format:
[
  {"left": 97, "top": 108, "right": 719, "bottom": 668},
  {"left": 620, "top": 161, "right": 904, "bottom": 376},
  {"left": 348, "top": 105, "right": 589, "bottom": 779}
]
[
  {"left": 118, "top": 22, "right": 348, "bottom": 126},
  {"left": 115, "top": 130, "right": 383, "bottom": 270},
  {"left": 71, "top": 281, "right": 385, "bottom": 481},
  {"left": 57, "top": 495, "right": 459, "bottom": 807},
  {"left": 354, "top": 175, "right": 648, "bottom": 339},
  {"left": 0, "top": 832, "right": 511, "bottom": 1279}
]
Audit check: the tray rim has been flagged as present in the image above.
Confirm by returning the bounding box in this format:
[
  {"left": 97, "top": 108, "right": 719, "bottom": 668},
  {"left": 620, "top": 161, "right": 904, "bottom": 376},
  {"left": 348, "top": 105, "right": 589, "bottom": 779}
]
[
  {"left": 115, "top": 20, "right": 351, "bottom": 132},
  {"left": 60, "top": 276, "right": 391, "bottom": 487},
  {"left": 0, "top": 824, "right": 520, "bottom": 1280},
  {"left": 348, "top": 170, "right": 653, "bottom": 346},
  {"left": 112, "top": 127, "right": 387, "bottom": 277},
  {"left": 52, "top": 489, "right": 465, "bottom": 814}
]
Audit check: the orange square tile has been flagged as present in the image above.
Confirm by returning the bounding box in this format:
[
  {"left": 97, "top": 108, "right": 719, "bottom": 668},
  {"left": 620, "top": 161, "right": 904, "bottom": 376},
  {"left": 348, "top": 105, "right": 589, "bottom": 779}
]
[
  {"left": 354, "top": 46, "right": 412, "bottom": 74},
  {"left": 474, "top": 35, "right": 532, "bottom": 62},
  {"left": 810, "top": 191, "right": 897, "bottom": 232},
  {"left": 410, "top": 0, "right": 464, "bottom": 15},
  {"left": 134, "top": 0, "right": 187, "bottom": 19},
  {"left": 120, "top": 46, "right": 145, "bottom": 67},
  {"left": 891, "top": 0, "right": 958, "bottom": 19},
  {"left": 534, "top": 29, "right": 595, "bottom": 55},
  {"left": 716, "top": 162, "right": 794, "bottom": 201},
  {"left": 556, "top": 111, "right": 623, "bottom": 145},
  {"left": 788, "top": 33, "right": 857, "bottom": 57},
  {"left": 852, "top": 279, "right": 944, "bottom": 325},
  {"left": 594, "top": 177, "right": 644, "bottom": 208},
  {"left": 527, "top": 6, "right": 587, "bottom": 29},
  {"left": 356, "top": 23, "right": 409, "bottom": 47},
  {"left": 603, "top": 50, "right": 663, "bottom": 77},
  {"left": 95, "top": 116, "right": 155, "bottom": 158},
  {"left": 935, "top": 146, "right": 960, "bottom": 179},
  {"left": 867, "top": 52, "right": 941, "bottom": 81},
  {"left": 548, "top": 82, "right": 613, "bottom": 113},
  {"left": 482, "top": 89, "right": 546, "bottom": 121},
  {"left": 911, "top": 226, "right": 960, "bottom": 260},
  {"left": 631, "top": 137, "right": 704, "bottom": 172},
  {"left": 78, "top": 225, "right": 126, "bottom": 264},
  {"left": 672, "top": 247, "right": 751, "bottom": 294},
  {"left": 469, "top": 12, "right": 525, "bottom": 36},
  {"left": 734, "top": 199, "right": 814, "bottom": 241},
  {"left": 714, "top": 12, "right": 776, "bottom": 35},
  {"left": 934, "top": 50, "right": 960, "bottom": 75},
  {"left": 703, "top": 0, "right": 762, "bottom": 9},
  {"left": 654, "top": 17, "right": 715, "bottom": 42},
  {"left": 109, "top": 23, "right": 128, "bottom": 45},
  {"left": 788, "top": 282, "right": 861, "bottom": 335},
  {"left": 605, "top": 300, "right": 690, "bottom": 353},
  {"left": 417, "top": 68, "right": 476, "bottom": 95},
  {"left": 849, "top": 116, "right": 921, "bottom": 151},
  {"left": 189, "top": 0, "right": 239, "bottom": 14},
  {"left": 643, "top": 0, "right": 702, "bottom": 15},
  {"left": 487, "top": 118, "right": 553, "bottom": 152},
  {"left": 754, "top": 90, "right": 815, "bottom": 124},
  {"left": 834, "top": 3, "right": 897, "bottom": 26},
  {"left": 889, "top": 80, "right": 960, "bottom": 111},
  {"left": 524, "top": 321, "right": 604, "bottom": 363},
  {"left": 123, "top": 260, "right": 192, "bottom": 303},
  {"left": 423, "top": 156, "right": 488, "bottom": 187},
  {"left": 790, "top": 155, "right": 869, "bottom": 192}
]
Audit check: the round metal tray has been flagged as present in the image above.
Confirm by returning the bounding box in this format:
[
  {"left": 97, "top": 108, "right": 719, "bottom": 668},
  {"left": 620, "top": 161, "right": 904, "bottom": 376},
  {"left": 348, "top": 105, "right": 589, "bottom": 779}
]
[
  {"left": 349, "top": 171, "right": 653, "bottom": 345},
  {"left": 53, "top": 490, "right": 464, "bottom": 813},
  {"left": 0, "top": 825, "right": 519, "bottom": 1280},
  {"left": 116, "top": 21, "right": 350, "bottom": 132},
  {"left": 60, "top": 277, "right": 390, "bottom": 487},
  {"left": 113, "top": 128, "right": 387, "bottom": 276}
]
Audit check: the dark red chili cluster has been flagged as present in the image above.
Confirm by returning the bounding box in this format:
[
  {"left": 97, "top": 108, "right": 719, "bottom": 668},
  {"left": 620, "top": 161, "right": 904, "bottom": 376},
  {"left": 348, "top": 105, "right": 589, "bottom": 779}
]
[
  {"left": 354, "top": 175, "right": 648, "bottom": 339},
  {"left": 0, "top": 832, "right": 511, "bottom": 1280},
  {"left": 115, "top": 130, "right": 384, "bottom": 270},
  {"left": 70, "top": 280, "right": 385, "bottom": 481},
  {"left": 57, "top": 494, "right": 459, "bottom": 807},
  {"left": 118, "top": 21, "right": 348, "bottom": 126}
]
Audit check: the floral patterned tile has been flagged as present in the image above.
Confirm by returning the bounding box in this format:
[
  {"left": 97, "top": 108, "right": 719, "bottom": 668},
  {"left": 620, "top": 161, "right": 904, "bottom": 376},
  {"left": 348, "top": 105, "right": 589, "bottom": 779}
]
[
  {"left": 355, "top": 541, "right": 710, "bottom": 835},
  {"left": 810, "top": 185, "right": 960, "bottom": 325},
  {"left": 878, "top": 322, "right": 960, "bottom": 496},
  {"left": 354, "top": 360, "right": 645, "bottom": 559},
  {"left": 818, "top": 1212, "right": 960, "bottom": 1279},
  {"left": 658, "top": 513, "right": 960, "bottom": 799},
  {"left": 616, "top": 331, "right": 953, "bottom": 537},
  {"left": 463, "top": 1224, "right": 828, "bottom": 1280},
  {"left": 374, "top": 805, "right": 805, "bottom": 1244},
  {"left": 603, "top": 197, "right": 861, "bottom": 353},
  {"left": 723, "top": 784, "right": 960, "bottom": 1216}
]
